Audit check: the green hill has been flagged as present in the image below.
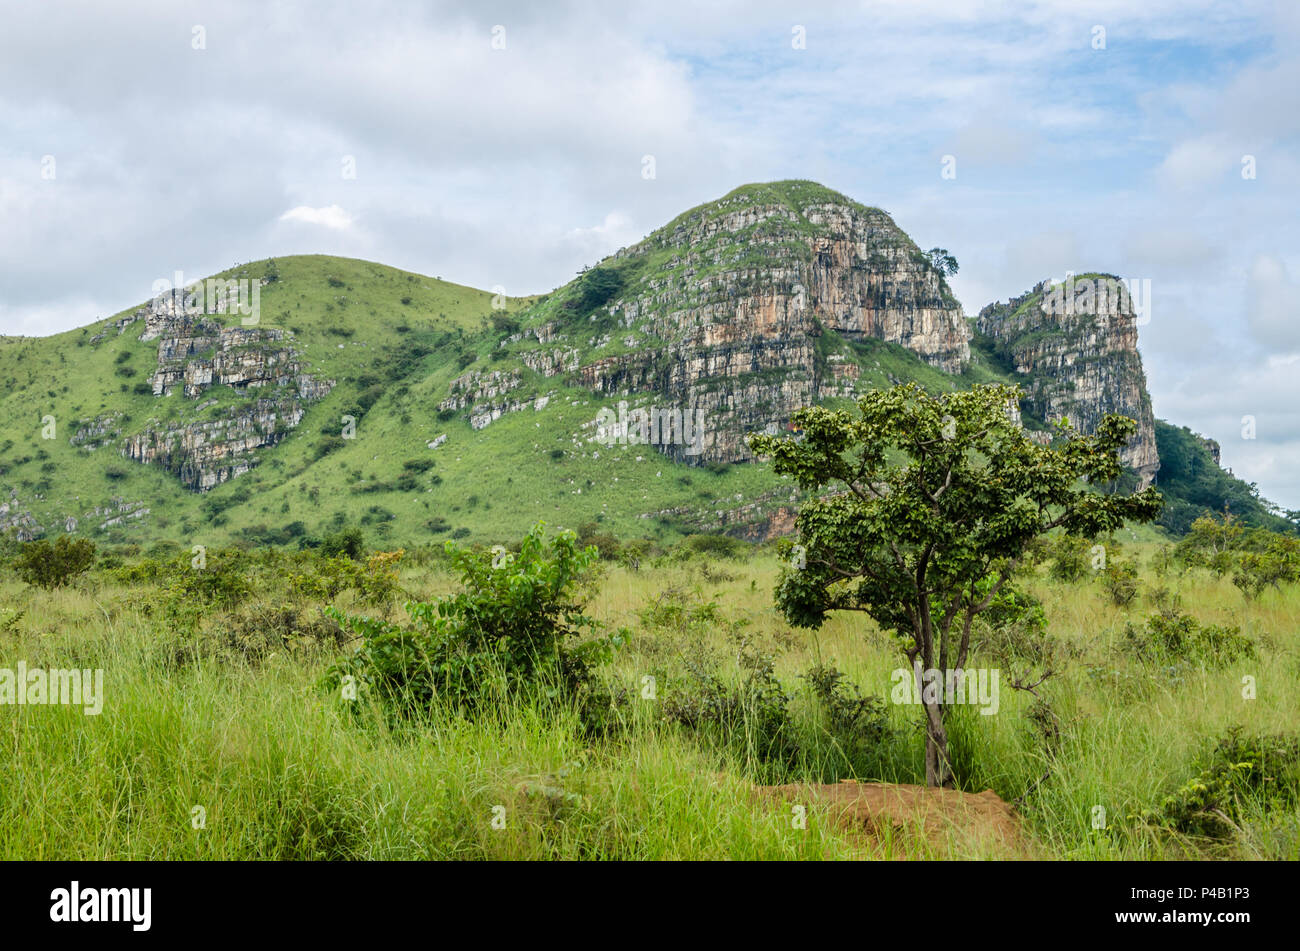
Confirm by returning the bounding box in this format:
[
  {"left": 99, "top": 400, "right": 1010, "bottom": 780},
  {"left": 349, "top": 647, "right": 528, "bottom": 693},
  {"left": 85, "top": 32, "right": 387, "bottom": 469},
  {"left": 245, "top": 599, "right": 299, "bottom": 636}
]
[{"left": 0, "top": 184, "right": 1292, "bottom": 549}]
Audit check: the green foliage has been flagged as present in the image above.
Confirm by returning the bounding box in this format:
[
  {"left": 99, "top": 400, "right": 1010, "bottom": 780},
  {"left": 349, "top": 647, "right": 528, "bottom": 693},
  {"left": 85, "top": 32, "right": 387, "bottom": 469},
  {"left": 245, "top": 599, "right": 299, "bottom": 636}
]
[
  {"left": 1232, "top": 534, "right": 1300, "bottom": 600},
  {"left": 568, "top": 266, "right": 625, "bottom": 315},
  {"left": 1122, "top": 608, "right": 1255, "bottom": 665},
  {"left": 1154, "top": 421, "right": 1294, "bottom": 534},
  {"left": 677, "top": 533, "right": 748, "bottom": 560},
  {"left": 576, "top": 522, "right": 621, "bottom": 561},
  {"left": 748, "top": 381, "right": 1163, "bottom": 786},
  {"left": 1177, "top": 511, "right": 1300, "bottom": 598},
  {"left": 1139, "top": 730, "right": 1300, "bottom": 840},
  {"left": 661, "top": 651, "right": 799, "bottom": 773},
  {"left": 13, "top": 536, "right": 96, "bottom": 589},
  {"left": 321, "top": 527, "right": 365, "bottom": 560},
  {"left": 326, "top": 523, "right": 623, "bottom": 730},
  {"left": 1101, "top": 560, "right": 1141, "bottom": 606},
  {"left": 801, "top": 663, "right": 893, "bottom": 769},
  {"left": 925, "top": 247, "right": 959, "bottom": 277},
  {"left": 1047, "top": 534, "right": 1093, "bottom": 582},
  {"left": 291, "top": 550, "right": 405, "bottom": 606}
]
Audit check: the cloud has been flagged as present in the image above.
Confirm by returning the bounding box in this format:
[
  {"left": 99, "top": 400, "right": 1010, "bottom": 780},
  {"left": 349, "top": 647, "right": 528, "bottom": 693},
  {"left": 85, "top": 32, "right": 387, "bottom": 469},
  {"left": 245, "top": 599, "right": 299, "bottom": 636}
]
[
  {"left": 0, "top": 0, "right": 1296, "bottom": 508},
  {"left": 278, "top": 205, "right": 355, "bottom": 231},
  {"left": 1245, "top": 254, "right": 1300, "bottom": 356}
]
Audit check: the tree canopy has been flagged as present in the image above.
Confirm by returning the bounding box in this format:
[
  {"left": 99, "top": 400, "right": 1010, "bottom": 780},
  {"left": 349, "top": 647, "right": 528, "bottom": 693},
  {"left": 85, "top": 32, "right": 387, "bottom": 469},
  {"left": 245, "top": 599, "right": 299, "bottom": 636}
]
[{"left": 749, "top": 382, "right": 1162, "bottom": 786}]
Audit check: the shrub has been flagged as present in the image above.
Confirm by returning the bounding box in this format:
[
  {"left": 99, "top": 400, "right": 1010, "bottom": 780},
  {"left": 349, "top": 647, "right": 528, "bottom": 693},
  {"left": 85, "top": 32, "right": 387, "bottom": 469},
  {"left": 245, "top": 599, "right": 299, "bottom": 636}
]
[
  {"left": 1123, "top": 608, "right": 1255, "bottom": 665},
  {"left": 1101, "top": 560, "right": 1141, "bottom": 606},
  {"left": 1047, "top": 534, "right": 1092, "bottom": 582},
  {"left": 326, "top": 523, "right": 623, "bottom": 729},
  {"left": 321, "top": 527, "right": 365, "bottom": 560},
  {"left": 1138, "top": 729, "right": 1300, "bottom": 840},
  {"left": 662, "top": 652, "right": 799, "bottom": 773},
  {"left": 291, "top": 550, "right": 404, "bottom": 606},
  {"left": 801, "top": 664, "right": 893, "bottom": 770},
  {"left": 14, "top": 536, "right": 96, "bottom": 589},
  {"left": 677, "top": 533, "right": 748, "bottom": 560},
  {"left": 1231, "top": 535, "right": 1300, "bottom": 599}
]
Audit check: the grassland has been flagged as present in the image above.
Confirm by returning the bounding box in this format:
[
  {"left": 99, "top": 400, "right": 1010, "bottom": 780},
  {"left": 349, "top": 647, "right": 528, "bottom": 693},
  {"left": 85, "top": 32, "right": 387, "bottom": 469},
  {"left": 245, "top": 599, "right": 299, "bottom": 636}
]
[{"left": 1, "top": 535, "right": 1294, "bottom": 860}]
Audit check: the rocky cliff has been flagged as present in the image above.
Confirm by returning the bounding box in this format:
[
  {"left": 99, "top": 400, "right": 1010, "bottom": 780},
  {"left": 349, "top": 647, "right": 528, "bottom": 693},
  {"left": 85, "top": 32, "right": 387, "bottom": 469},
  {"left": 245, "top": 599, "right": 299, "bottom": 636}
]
[
  {"left": 496, "top": 180, "right": 971, "bottom": 463},
  {"left": 976, "top": 274, "right": 1159, "bottom": 486},
  {"left": 96, "top": 287, "right": 334, "bottom": 491}
]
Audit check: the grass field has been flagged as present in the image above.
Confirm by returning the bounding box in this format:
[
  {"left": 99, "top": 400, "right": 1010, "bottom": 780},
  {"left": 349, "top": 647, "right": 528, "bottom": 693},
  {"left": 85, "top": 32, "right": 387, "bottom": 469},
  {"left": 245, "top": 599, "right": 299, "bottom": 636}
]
[{"left": 2, "top": 535, "right": 1295, "bottom": 860}]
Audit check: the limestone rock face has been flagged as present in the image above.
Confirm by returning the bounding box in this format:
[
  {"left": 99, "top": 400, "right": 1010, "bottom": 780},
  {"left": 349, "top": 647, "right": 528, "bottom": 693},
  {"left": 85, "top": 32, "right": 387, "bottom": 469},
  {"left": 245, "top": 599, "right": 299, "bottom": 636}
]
[
  {"left": 513, "top": 181, "right": 971, "bottom": 465},
  {"left": 976, "top": 276, "right": 1159, "bottom": 486},
  {"left": 110, "top": 295, "right": 334, "bottom": 492}
]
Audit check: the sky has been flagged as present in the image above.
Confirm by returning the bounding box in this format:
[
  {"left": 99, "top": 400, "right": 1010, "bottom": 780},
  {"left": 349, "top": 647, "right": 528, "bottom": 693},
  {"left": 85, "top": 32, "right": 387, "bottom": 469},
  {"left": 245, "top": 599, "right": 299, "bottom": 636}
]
[{"left": 1, "top": 0, "right": 1297, "bottom": 508}]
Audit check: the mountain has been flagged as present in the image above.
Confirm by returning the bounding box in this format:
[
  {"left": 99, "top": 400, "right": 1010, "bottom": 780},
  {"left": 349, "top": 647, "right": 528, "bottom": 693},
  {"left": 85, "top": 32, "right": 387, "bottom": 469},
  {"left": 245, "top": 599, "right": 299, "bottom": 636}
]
[
  {"left": 0, "top": 182, "right": 1289, "bottom": 548},
  {"left": 975, "top": 274, "right": 1158, "bottom": 486}
]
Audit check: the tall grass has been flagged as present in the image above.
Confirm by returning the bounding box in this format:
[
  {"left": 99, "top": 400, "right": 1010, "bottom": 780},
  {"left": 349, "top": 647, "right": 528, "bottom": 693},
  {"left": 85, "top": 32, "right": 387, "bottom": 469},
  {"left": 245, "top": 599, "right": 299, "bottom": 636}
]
[{"left": 1, "top": 543, "right": 1296, "bottom": 860}]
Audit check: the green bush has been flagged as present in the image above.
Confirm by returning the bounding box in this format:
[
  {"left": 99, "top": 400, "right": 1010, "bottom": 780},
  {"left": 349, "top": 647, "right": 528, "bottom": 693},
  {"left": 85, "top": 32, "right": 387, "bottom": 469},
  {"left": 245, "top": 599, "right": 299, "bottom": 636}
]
[
  {"left": 321, "top": 527, "right": 365, "bottom": 560},
  {"left": 1139, "top": 729, "right": 1300, "bottom": 840},
  {"left": 1101, "top": 560, "right": 1141, "bottom": 606},
  {"left": 1123, "top": 608, "right": 1254, "bottom": 665},
  {"left": 801, "top": 664, "right": 893, "bottom": 771},
  {"left": 662, "top": 653, "right": 799, "bottom": 773},
  {"left": 326, "top": 523, "right": 623, "bottom": 730},
  {"left": 13, "top": 536, "right": 97, "bottom": 589},
  {"left": 678, "top": 533, "right": 748, "bottom": 560},
  {"left": 1047, "top": 534, "right": 1092, "bottom": 582}
]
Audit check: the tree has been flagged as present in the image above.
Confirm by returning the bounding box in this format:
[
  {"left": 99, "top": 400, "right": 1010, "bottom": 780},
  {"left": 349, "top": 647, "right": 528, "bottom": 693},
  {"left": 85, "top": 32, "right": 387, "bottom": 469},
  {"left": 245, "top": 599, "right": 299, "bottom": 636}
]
[
  {"left": 926, "top": 247, "right": 959, "bottom": 277},
  {"left": 748, "top": 382, "right": 1162, "bottom": 787},
  {"left": 14, "top": 535, "right": 97, "bottom": 589}
]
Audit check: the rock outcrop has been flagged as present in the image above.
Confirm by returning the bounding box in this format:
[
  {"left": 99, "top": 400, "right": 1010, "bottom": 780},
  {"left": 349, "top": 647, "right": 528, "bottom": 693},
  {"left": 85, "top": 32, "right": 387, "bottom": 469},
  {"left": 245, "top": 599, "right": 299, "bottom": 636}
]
[
  {"left": 509, "top": 181, "right": 971, "bottom": 464},
  {"left": 103, "top": 290, "right": 334, "bottom": 491},
  {"left": 976, "top": 275, "right": 1159, "bottom": 486}
]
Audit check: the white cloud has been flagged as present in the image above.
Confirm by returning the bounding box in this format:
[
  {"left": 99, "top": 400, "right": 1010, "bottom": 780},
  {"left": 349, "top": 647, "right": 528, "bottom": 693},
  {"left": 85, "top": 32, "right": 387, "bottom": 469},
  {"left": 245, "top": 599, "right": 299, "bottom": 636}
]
[
  {"left": 1246, "top": 254, "right": 1300, "bottom": 356},
  {"left": 278, "top": 205, "right": 354, "bottom": 231},
  {"left": 0, "top": 0, "right": 1296, "bottom": 508}
]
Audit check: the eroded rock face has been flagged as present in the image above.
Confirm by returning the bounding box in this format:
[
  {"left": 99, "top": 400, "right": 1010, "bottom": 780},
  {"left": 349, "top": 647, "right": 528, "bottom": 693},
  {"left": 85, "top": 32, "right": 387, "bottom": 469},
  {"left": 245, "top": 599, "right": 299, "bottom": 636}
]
[
  {"left": 123, "top": 397, "right": 308, "bottom": 492},
  {"left": 976, "top": 278, "right": 1159, "bottom": 486},
  {"left": 0, "top": 492, "right": 42, "bottom": 541},
  {"left": 516, "top": 186, "right": 970, "bottom": 464},
  {"left": 108, "top": 295, "right": 334, "bottom": 491}
]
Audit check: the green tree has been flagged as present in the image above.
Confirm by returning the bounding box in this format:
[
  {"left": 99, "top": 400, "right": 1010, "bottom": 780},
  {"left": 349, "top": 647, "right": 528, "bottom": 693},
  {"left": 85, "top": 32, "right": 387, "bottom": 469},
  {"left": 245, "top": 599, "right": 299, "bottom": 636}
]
[
  {"left": 926, "top": 247, "right": 959, "bottom": 277},
  {"left": 748, "top": 382, "right": 1162, "bottom": 787},
  {"left": 13, "top": 536, "right": 97, "bottom": 589}
]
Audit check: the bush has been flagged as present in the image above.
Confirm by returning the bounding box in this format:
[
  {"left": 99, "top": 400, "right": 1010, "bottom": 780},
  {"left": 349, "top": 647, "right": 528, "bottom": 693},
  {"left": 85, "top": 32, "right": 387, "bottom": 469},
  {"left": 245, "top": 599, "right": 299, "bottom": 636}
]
[
  {"left": 801, "top": 664, "right": 893, "bottom": 771},
  {"left": 321, "top": 527, "right": 365, "bottom": 560},
  {"left": 677, "top": 533, "right": 748, "bottom": 560},
  {"left": 14, "top": 536, "right": 96, "bottom": 589},
  {"left": 577, "top": 522, "right": 621, "bottom": 561},
  {"left": 1047, "top": 534, "right": 1092, "bottom": 582},
  {"left": 291, "top": 550, "right": 404, "bottom": 606},
  {"left": 1101, "top": 560, "right": 1141, "bottom": 606},
  {"left": 326, "top": 523, "right": 623, "bottom": 729},
  {"left": 662, "top": 653, "right": 799, "bottom": 773},
  {"left": 1123, "top": 608, "right": 1255, "bottom": 665},
  {"left": 1231, "top": 534, "right": 1300, "bottom": 599},
  {"left": 1139, "top": 729, "right": 1300, "bottom": 840}
]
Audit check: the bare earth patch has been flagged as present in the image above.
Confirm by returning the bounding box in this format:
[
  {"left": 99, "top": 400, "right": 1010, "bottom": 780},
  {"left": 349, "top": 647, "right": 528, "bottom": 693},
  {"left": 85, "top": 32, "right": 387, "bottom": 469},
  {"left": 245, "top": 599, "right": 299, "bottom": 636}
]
[{"left": 755, "top": 780, "right": 1034, "bottom": 858}]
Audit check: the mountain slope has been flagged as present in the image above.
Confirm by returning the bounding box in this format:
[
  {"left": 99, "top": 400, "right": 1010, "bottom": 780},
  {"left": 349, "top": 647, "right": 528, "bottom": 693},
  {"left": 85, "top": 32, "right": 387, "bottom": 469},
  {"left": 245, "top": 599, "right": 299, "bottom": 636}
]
[
  {"left": 486, "top": 180, "right": 973, "bottom": 464},
  {"left": 0, "top": 183, "right": 1290, "bottom": 547}
]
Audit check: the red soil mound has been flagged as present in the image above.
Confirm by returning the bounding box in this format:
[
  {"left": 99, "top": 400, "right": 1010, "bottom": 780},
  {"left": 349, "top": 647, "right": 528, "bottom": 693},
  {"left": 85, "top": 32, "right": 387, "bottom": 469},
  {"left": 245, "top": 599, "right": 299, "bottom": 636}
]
[{"left": 755, "top": 779, "right": 1033, "bottom": 858}]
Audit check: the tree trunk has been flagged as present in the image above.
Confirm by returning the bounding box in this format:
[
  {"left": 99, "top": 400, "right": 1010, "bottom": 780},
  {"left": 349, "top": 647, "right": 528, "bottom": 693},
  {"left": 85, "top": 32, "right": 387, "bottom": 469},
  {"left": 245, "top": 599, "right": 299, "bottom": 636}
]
[{"left": 923, "top": 700, "right": 954, "bottom": 788}]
